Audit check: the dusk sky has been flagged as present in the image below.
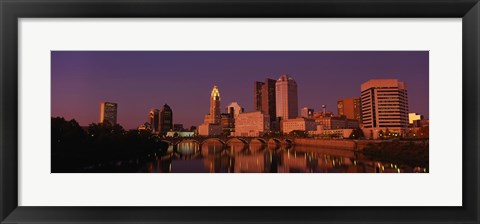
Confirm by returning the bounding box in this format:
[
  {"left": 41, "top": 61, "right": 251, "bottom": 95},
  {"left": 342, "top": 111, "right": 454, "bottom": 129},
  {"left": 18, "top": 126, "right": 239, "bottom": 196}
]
[{"left": 51, "top": 51, "right": 429, "bottom": 129}]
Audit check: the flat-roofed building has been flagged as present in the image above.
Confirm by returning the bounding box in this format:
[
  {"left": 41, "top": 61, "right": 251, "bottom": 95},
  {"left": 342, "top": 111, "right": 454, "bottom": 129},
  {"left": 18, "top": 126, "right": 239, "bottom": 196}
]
[
  {"left": 337, "top": 97, "right": 362, "bottom": 122},
  {"left": 233, "top": 111, "right": 270, "bottom": 137},
  {"left": 281, "top": 117, "right": 317, "bottom": 134},
  {"left": 276, "top": 75, "right": 298, "bottom": 120},
  {"left": 315, "top": 116, "right": 359, "bottom": 130},
  {"left": 360, "top": 79, "right": 409, "bottom": 139},
  {"left": 198, "top": 123, "right": 222, "bottom": 136},
  {"left": 100, "top": 102, "right": 117, "bottom": 125}
]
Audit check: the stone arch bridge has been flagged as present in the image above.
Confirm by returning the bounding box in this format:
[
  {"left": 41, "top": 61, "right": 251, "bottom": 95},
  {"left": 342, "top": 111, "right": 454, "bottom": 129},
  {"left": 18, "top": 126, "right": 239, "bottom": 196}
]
[{"left": 162, "top": 136, "right": 294, "bottom": 146}]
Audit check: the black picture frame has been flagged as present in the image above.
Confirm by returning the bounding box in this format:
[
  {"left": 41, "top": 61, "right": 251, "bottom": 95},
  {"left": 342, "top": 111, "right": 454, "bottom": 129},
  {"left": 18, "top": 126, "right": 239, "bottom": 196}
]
[{"left": 1, "top": 0, "right": 479, "bottom": 223}]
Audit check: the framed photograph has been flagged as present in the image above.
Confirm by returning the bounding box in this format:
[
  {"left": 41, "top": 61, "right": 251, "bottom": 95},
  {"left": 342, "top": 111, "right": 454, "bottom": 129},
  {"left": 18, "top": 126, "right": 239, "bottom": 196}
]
[{"left": 1, "top": 0, "right": 479, "bottom": 223}]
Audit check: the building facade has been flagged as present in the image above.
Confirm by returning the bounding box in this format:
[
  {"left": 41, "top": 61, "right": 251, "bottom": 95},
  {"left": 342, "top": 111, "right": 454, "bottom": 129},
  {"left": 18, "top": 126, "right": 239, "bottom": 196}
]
[
  {"left": 160, "top": 104, "right": 173, "bottom": 134},
  {"left": 233, "top": 111, "right": 270, "bottom": 137},
  {"left": 315, "top": 116, "right": 359, "bottom": 130},
  {"left": 281, "top": 117, "right": 317, "bottom": 134},
  {"left": 148, "top": 109, "right": 160, "bottom": 133},
  {"left": 337, "top": 97, "right": 362, "bottom": 122},
  {"left": 226, "top": 101, "right": 244, "bottom": 118},
  {"left": 221, "top": 113, "right": 235, "bottom": 134},
  {"left": 99, "top": 102, "right": 118, "bottom": 125},
  {"left": 360, "top": 79, "right": 409, "bottom": 139},
  {"left": 275, "top": 75, "right": 298, "bottom": 120},
  {"left": 408, "top": 112, "right": 424, "bottom": 127},
  {"left": 208, "top": 85, "right": 221, "bottom": 124},
  {"left": 173, "top": 124, "right": 184, "bottom": 131},
  {"left": 254, "top": 79, "right": 277, "bottom": 128},
  {"left": 198, "top": 123, "right": 222, "bottom": 136},
  {"left": 198, "top": 85, "right": 223, "bottom": 136},
  {"left": 301, "top": 107, "right": 314, "bottom": 118}
]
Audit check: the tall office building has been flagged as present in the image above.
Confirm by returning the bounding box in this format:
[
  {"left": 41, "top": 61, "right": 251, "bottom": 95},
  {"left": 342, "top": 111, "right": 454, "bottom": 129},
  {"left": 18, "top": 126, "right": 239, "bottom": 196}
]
[
  {"left": 337, "top": 97, "right": 362, "bottom": 122},
  {"left": 254, "top": 79, "right": 277, "bottom": 119},
  {"left": 99, "top": 102, "right": 117, "bottom": 125},
  {"left": 148, "top": 109, "right": 160, "bottom": 133},
  {"left": 254, "top": 81, "right": 264, "bottom": 112},
  {"left": 160, "top": 104, "right": 173, "bottom": 134},
  {"left": 361, "top": 79, "right": 409, "bottom": 138},
  {"left": 209, "top": 85, "right": 221, "bottom": 124},
  {"left": 198, "top": 85, "right": 223, "bottom": 136},
  {"left": 275, "top": 75, "right": 298, "bottom": 120}
]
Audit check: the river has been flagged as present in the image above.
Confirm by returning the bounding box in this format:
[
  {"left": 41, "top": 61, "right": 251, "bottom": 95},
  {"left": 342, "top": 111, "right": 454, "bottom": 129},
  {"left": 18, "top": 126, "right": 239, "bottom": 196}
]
[{"left": 82, "top": 140, "right": 427, "bottom": 173}]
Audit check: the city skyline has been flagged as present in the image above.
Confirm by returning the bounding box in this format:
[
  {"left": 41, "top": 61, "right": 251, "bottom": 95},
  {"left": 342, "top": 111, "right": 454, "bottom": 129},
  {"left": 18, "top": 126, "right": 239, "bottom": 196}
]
[{"left": 52, "top": 51, "right": 429, "bottom": 129}]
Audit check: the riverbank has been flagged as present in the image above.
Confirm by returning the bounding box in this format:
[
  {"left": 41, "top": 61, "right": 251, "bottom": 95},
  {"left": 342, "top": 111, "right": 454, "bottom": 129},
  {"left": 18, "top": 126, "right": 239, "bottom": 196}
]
[
  {"left": 293, "top": 138, "right": 429, "bottom": 168},
  {"left": 293, "top": 139, "right": 357, "bottom": 150},
  {"left": 293, "top": 138, "right": 428, "bottom": 151}
]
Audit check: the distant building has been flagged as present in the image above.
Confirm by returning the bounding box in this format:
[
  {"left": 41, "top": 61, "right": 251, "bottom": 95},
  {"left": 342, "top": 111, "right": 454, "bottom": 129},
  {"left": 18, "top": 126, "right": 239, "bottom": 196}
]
[
  {"left": 254, "top": 78, "right": 277, "bottom": 128},
  {"left": 313, "top": 111, "right": 333, "bottom": 118},
  {"left": 419, "top": 119, "right": 429, "bottom": 127},
  {"left": 99, "top": 102, "right": 117, "bottom": 125},
  {"left": 316, "top": 129, "right": 354, "bottom": 139},
  {"left": 173, "top": 124, "right": 184, "bottom": 131},
  {"left": 138, "top": 122, "right": 152, "bottom": 131},
  {"left": 360, "top": 79, "right": 409, "bottom": 139},
  {"left": 315, "top": 116, "right": 359, "bottom": 130},
  {"left": 226, "top": 102, "right": 244, "bottom": 118},
  {"left": 275, "top": 75, "right": 298, "bottom": 120},
  {"left": 148, "top": 109, "right": 160, "bottom": 133},
  {"left": 254, "top": 81, "right": 264, "bottom": 112},
  {"left": 281, "top": 117, "right": 317, "bottom": 134},
  {"left": 198, "top": 123, "right": 222, "bottom": 136},
  {"left": 233, "top": 111, "right": 270, "bottom": 137},
  {"left": 160, "top": 104, "right": 173, "bottom": 134},
  {"left": 166, "top": 131, "right": 195, "bottom": 138},
  {"left": 221, "top": 113, "right": 235, "bottom": 134},
  {"left": 337, "top": 97, "right": 362, "bottom": 122},
  {"left": 408, "top": 112, "right": 424, "bottom": 127},
  {"left": 301, "top": 107, "right": 314, "bottom": 118}
]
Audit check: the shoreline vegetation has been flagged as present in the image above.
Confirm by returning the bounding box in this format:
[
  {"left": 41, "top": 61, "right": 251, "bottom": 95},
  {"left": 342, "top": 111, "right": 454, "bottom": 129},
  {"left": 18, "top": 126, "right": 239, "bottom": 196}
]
[
  {"left": 361, "top": 141, "right": 429, "bottom": 168},
  {"left": 52, "top": 117, "right": 429, "bottom": 172}
]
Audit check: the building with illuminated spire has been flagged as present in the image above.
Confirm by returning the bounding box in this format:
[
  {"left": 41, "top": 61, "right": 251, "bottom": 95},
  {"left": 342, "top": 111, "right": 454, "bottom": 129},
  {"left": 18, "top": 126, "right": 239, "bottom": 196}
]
[
  {"left": 198, "top": 85, "right": 223, "bottom": 136},
  {"left": 209, "top": 85, "right": 221, "bottom": 124}
]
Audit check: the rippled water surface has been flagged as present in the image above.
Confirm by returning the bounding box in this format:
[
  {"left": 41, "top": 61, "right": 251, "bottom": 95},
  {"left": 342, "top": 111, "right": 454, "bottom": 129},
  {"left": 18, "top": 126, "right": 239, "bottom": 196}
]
[{"left": 83, "top": 140, "right": 427, "bottom": 173}]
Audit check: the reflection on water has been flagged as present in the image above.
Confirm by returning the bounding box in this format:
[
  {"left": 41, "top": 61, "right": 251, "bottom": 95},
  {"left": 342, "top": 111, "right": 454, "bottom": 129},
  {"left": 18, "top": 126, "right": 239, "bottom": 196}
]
[{"left": 83, "top": 141, "right": 427, "bottom": 173}]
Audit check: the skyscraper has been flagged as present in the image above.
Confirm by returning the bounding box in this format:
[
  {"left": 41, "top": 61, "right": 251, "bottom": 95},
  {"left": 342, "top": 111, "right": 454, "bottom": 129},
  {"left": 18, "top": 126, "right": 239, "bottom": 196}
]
[
  {"left": 209, "top": 85, "right": 221, "bottom": 124},
  {"left": 148, "top": 109, "right": 160, "bottom": 133},
  {"left": 254, "top": 79, "right": 276, "bottom": 121},
  {"left": 99, "top": 102, "right": 117, "bottom": 125},
  {"left": 275, "top": 75, "right": 298, "bottom": 120},
  {"left": 337, "top": 97, "right": 362, "bottom": 122},
  {"left": 254, "top": 81, "right": 263, "bottom": 112},
  {"left": 160, "top": 104, "right": 173, "bottom": 134},
  {"left": 361, "top": 79, "right": 409, "bottom": 138},
  {"left": 198, "top": 85, "right": 223, "bottom": 136}
]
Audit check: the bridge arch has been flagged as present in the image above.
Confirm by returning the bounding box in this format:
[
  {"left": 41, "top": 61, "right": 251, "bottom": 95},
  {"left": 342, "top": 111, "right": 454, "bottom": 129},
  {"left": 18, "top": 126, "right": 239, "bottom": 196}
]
[
  {"left": 268, "top": 138, "right": 281, "bottom": 145},
  {"left": 201, "top": 138, "right": 226, "bottom": 145},
  {"left": 226, "top": 137, "right": 248, "bottom": 145},
  {"left": 250, "top": 138, "right": 267, "bottom": 144}
]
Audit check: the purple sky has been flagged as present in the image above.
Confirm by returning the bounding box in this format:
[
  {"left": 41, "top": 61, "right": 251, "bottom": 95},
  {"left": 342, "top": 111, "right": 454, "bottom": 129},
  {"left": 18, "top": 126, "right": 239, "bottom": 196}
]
[{"left": 51, "top": 51, "right": 429, "bottom": 129}]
